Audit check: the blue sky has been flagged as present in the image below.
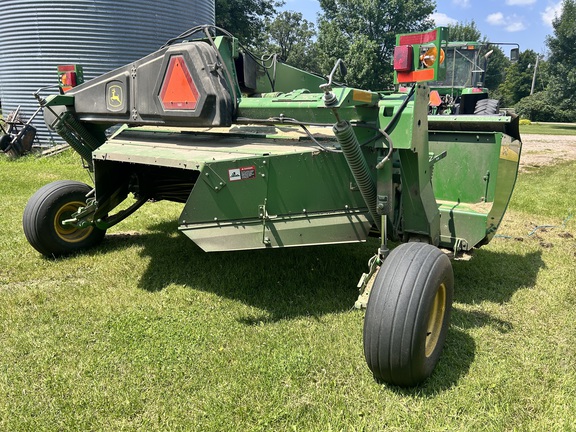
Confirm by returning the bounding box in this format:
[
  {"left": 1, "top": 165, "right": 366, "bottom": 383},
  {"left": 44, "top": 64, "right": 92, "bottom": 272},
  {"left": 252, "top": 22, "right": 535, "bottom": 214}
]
[{"left": 281, "top": 0, "right": 564, "bottom": 54}]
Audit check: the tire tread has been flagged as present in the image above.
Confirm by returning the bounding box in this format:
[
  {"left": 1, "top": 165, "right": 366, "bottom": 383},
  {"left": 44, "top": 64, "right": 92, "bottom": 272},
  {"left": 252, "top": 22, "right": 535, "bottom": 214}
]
[{"left": 363, "top": 243, "right": 453, "bottom": 386}]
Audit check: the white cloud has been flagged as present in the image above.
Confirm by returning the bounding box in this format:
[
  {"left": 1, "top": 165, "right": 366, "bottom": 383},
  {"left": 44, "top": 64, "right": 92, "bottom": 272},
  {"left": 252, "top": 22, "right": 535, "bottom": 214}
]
[
  {"left": 506, "top": 21, "right": 527, "bottom": 32},
  {"left": 486, "top": 12, "right": 527, "bottom": 32},
  {"left": 541, "top": 1, "right": 563, "bottom": 27},
  {"left": 505, "top": 0, "right": 536, "bottom": 5},
  {"left": 452, "top": 0, "right": 470, "bottom": 7},
  {"left": 431, "top": 12, "right": 458, "bottom": 26},
  {"left": 487, "top": 12, "right": 505, "bottom": 26}
]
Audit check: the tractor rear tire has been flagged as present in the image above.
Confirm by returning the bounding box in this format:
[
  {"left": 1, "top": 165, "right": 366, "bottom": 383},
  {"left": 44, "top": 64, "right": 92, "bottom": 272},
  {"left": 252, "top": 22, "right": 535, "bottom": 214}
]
[
  {"left": 363, "top": 242, "right": 453, "bottom": 386},
  {"left": 23, "top": 180, "right": 106, "bottom": 257},
  {"left": 474, "top": 98, "right": 499, "bottom": 115}
]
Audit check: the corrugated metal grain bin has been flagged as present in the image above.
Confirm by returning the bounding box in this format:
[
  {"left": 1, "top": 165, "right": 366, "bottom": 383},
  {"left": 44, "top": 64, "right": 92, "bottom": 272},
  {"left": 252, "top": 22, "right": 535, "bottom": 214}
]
[{"left": 0, "top": 0, "right": 214, "bottom": 146}]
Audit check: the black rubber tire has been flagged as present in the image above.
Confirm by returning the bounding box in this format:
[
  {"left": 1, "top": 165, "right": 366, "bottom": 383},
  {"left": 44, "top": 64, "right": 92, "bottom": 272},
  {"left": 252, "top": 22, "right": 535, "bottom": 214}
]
[
  {"left": 363, "top": 242, "right": 454, "bottom": 387},
  {"left": 23, "top": 180, "right": 106, "bottom": 257},
  {"left": 474, "top": 98, "right": 499, "bottom": 115},
  {"left": 0, "top": 134, "right": 11, "bottom": 151}
]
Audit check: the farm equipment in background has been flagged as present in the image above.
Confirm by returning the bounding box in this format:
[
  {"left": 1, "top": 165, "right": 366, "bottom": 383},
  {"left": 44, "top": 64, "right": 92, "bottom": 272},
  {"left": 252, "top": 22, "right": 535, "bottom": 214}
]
[
  {"left": 0, "top": 66, "right": 84, "bottom": 158},
  {"left": 22, "top": 26, "right": 522, "bottom": 386},
  {"left": 0, "top": 106, "right": 39, "bottom": 158},
  {"left": 428, "top": 41, "right": 519, "bottom": 115}
]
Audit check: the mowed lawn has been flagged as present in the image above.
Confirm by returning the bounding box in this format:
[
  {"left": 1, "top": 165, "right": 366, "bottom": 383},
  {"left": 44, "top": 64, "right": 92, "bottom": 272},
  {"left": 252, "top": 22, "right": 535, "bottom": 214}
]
[{"left": 0, "top": 147, "right": 575, "bottom": 431}]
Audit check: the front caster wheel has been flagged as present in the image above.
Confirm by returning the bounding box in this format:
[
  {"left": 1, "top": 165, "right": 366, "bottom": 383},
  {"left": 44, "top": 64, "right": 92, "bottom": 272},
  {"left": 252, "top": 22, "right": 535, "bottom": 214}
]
[
  {"left": 23, "top": 180, "right": 106, "bottom": 257},
  {"left": 363, "top": 242, "right": 454, "bottom": 386}
]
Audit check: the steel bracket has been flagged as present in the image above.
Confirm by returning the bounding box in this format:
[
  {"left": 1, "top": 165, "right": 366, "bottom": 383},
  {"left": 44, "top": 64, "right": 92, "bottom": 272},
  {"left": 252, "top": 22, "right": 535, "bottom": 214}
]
[
  {"left": 62, "top": 199, "right": 97, "bottom": 229},
  {"left": 258, "top": 199, "right": 278, "bottom": 246},
  {"left": 355, "top": 253, "right": 381, "bottom": 309},
  {"left": 429, "top": 150, "right": 447, "bottom": 166},
  {"left": 201, "top": 164, "right": 227, "bottom": 192}
]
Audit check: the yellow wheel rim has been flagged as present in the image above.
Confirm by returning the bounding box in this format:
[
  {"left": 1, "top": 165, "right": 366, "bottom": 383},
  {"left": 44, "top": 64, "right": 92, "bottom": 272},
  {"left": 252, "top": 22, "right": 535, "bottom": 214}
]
[
  {"left": 425, "top": 282, "right": 447, "bottom": 357},
  {"left": 53, "top": 201, "right": 93, "bottom": 243}
]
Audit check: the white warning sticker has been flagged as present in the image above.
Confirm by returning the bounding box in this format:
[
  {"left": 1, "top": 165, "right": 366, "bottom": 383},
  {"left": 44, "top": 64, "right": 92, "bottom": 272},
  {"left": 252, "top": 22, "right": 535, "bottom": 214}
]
[
  {"left": 240, "top": 166, "right": 256, "bottom": 180},
  {"left": 228, "top": 166, "right": 256, "bottom": 182},
  {"left": 228, "top": 168, "right": 241, "bottom": 181}
]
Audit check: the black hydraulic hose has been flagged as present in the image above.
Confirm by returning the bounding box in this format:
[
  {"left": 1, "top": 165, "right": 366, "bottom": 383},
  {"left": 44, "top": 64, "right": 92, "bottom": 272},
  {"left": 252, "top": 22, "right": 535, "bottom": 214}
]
[
  {"left": 201, "top": 27, "right": 239, "bottom": 116},
  {"left": 384, "top": 85, "right": 416, "bottom": 134}
]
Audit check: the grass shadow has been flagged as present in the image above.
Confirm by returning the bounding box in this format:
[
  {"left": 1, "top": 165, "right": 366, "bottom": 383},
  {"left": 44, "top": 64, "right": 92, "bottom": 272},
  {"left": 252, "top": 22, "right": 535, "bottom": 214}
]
[
  {"left": 100, "top": 222, "right": 544, "bottom": 311},
  {"left": 552, "top": 124, "right": 576, "bottom": 132},
  {"left": 388, "top": 304, "right": 516, "bottom": 395},
  {"left": 388, "top": 326, "right": 476, "bottom": 396},
  {"left": 100, "top": 220, "right": 378, "bottom": 321},
  {"left": 452, "top": 248, "right": 544, "bottom": 305},
  {"left": 96, "top": 221, "right": 545, "bottom": 393},
  {"left": 395, "top": 248, "right": 544, "bottom": 395}
]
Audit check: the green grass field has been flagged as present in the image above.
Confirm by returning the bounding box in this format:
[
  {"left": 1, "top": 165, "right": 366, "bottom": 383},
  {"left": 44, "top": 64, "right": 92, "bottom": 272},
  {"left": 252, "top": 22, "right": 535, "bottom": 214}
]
[
  {"left": 520, "top": 122, "right": 576, "bottom": 135},
  {"left": 1, "top": 148, "right": 575, "bottom": 431}
]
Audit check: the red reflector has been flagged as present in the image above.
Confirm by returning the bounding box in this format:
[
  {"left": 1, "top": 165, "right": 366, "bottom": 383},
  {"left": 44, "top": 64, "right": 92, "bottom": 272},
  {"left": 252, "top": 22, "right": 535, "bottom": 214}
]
[
  {"left": 398, "top": 29, "right": 438, "bottom": 46},
  {"left": 57, "top": 64, "right": 77, "bottom": 72},
  {"left": 396, "top": 68, "right": 436, "bottom": 84},
  {"left": 394, "top": 45, "right": 413, "bottom": 72},
  {"left": 160, "top": 55, "right": 200, "bottom": 110}
]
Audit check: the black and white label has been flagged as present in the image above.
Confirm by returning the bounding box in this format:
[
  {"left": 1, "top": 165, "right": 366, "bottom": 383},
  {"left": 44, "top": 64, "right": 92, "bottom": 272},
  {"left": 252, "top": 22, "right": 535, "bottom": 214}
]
[
  {"left": 229, "top": 166, "right": 256, "bottom": 182},
  {"left": 228, "top": 168, "right": 241, "bottom": 182}
]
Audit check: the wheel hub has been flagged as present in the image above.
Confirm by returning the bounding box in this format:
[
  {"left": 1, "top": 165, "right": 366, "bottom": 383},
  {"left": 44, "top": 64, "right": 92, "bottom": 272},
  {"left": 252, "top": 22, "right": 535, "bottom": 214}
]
[{"left": 54, "top": 201, "right": 93, "bottom": 243}]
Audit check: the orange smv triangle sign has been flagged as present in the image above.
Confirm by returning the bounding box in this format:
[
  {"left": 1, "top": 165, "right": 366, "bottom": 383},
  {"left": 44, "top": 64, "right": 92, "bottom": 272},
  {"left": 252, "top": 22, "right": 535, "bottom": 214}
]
[{"left": 159, "top": 55, "right": 200, "bottom": 110}]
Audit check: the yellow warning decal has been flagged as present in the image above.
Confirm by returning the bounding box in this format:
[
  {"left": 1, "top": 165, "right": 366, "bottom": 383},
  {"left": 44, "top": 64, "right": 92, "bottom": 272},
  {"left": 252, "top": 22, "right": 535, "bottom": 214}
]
[
  {"left": 500, "top": 143, "right": 520, "bottom": 162},
  {"left": 352, "top": 90, "right": 374, "bottom": 104}
]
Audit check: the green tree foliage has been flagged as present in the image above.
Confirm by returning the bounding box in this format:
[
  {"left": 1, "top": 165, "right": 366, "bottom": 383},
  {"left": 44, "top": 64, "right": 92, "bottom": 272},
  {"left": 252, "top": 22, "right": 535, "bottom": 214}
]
[
  {"left": 514, "top": 91, "right": 570, "bottom": 122},
  {"left": 315, "top": 0, "right": 435, "bottom": 89},
  {"left": 545, "top": 0, "right": 576, "bottom": 120},
  {"left": 215, "top": 0, "right": 283, "bottom": 47},
  {"left": 483, "top": 47, "right": 509, "bottom": 92},
  {"left": 514, "top": 0, "right": 575, "bottom": 121},
  {"left": 446, "top": 20, "right": 481, "bottom": 42},
  {"left": 498, "top": 50, "right": 538, "bottom": 106},
  {"left": 264, "top": 11, "right": 318, "bottom": 71}
]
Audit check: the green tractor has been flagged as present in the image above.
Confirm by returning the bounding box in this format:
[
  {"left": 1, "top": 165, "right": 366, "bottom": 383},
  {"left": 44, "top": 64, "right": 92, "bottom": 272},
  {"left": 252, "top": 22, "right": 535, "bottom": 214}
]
[
  {"left": 426, "top": 41, "right": 519, "bottom": 115},
  {"left": 20, "top": 26, "right": 521, "bottom": 386}
]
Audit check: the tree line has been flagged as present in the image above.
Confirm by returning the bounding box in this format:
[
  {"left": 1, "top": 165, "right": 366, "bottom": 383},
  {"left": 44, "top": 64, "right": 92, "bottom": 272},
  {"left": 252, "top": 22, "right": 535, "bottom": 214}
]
[{"left": 216, "top": 0, "right": 576, "bottom": 122}]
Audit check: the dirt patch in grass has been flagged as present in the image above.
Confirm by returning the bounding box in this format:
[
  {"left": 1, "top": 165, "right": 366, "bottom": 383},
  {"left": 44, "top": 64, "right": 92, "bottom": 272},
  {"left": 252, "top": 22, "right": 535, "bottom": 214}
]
[{"left": 520, "top": 134, "right": 576, "bottom": 172}]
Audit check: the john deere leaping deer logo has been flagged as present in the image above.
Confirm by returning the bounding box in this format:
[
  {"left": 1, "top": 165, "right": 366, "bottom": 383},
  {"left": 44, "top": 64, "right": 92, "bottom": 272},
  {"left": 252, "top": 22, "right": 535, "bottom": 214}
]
[{"left": 108, "top": 85, "right": 123, "bottom": 108}]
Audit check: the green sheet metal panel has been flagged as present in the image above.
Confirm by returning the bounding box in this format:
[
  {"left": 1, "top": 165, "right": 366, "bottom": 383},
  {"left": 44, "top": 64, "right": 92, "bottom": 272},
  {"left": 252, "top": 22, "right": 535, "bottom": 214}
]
[
  {"left": 429, "top": 131, "right": 502, "bottom": 204},
  {"left": 265, "top": 151, "right": 370, "bottom": 215},
  {"left": 180, "top": 155, "right": 270, "bottom": 224},
  {"left": 485, "top": 135, "right": 522, "bottom": 241},
  {"left": 178, "top": 141, "right": 373, "bottom": 251},
  {"left": 437, "top": 201, "right": 491, "bottom": 250},
  {"left": 238, "top": 88, "right": 379, "bottom": 124},
  {"left": 93, "top": 127, "right": 327, "bottom": 169},
  {"left": 179, "top": 210, "right": 371, "bottom": 252},
  {"left": 377, "top": 94, "right": 416, "bottom": 151},
  {"left": 430, "top": 130, "right": 521, "bottom": 250},
  {"left": 179, "top": 146, "right": 369, "bottom": 225}
]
